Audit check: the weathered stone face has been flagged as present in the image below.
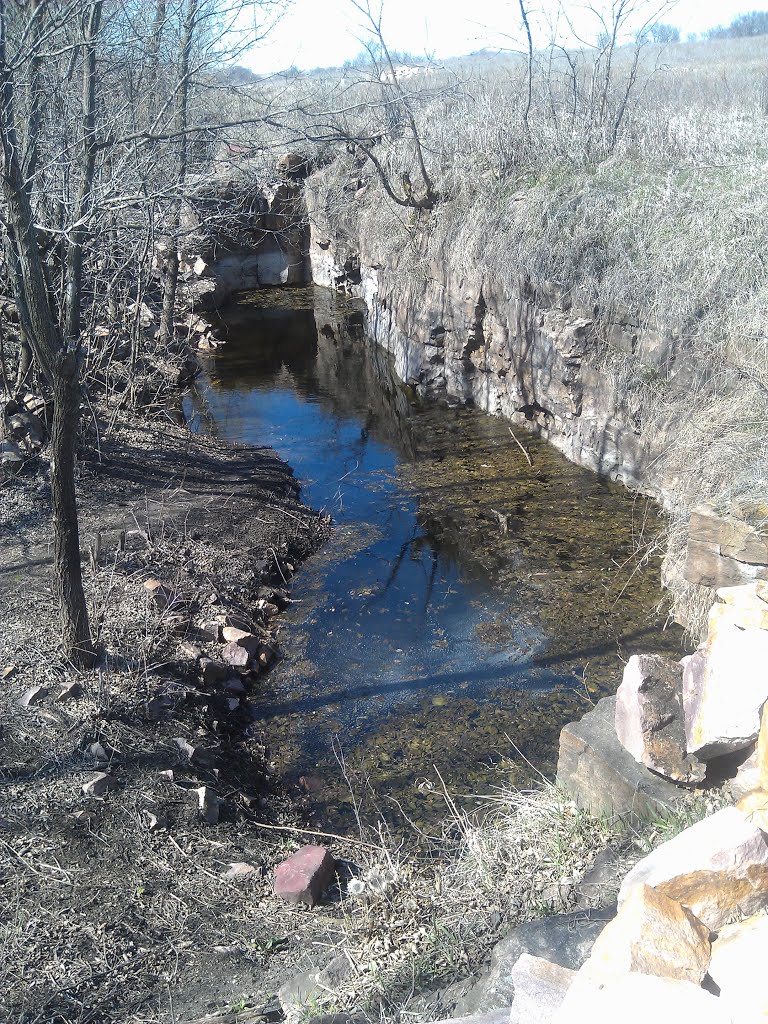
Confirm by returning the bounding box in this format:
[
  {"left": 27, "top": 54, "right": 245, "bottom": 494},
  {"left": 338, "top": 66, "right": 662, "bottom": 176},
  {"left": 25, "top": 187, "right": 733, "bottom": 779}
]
[
  {"left": 582, "top": 884, "right": 711, "bottom": 985},
  {"left": 618, "top": 806, "right": 768, "bottom": 930},
  {"left": 685, "top": 506, "right": 768, "bottom": 589},
  {"left": 709, "top": 912, "right": 768, "bottom": 1024},
  {"left": 615, "top": 654, "right": 705, "bottom": 783},
  {"left": 507, "top": 954, "right": 575, "bottom": 1024},
  {"left": 273, "top": 845, "right": 336, "bottom": 907},
  {"left": 683, "top": 595, "right": 768, "bottom": 760},
  {"left": 553, "top": 973, "right": 731, "bottom": 1024},
  {"left": 556, "top": 696, "right": 687, "bottom": 821}
]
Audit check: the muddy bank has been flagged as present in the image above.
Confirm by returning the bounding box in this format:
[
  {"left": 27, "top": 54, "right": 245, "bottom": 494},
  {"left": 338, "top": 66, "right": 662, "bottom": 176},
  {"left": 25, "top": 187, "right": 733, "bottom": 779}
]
[{"left": 0, "top": 391, "right": 340, "bottom": 1022}]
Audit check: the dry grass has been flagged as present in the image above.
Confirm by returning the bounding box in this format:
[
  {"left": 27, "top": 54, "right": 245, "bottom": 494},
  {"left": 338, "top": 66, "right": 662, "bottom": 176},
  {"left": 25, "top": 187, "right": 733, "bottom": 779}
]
[{"left": 287, "top": 776, "right": 722, "bottom": 1024}]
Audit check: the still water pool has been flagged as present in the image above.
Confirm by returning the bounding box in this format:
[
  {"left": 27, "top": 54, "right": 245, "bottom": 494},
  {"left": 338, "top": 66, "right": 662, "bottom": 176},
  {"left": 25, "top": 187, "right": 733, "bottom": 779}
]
[{"left": 191, "top": 285, "right": 686, "bottom": 829}]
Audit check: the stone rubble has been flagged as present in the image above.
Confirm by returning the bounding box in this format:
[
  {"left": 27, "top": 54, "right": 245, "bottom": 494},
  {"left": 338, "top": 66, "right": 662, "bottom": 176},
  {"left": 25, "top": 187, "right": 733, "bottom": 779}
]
[{"left": 426, "top": 584, "right": 768, "bottom": 1024}]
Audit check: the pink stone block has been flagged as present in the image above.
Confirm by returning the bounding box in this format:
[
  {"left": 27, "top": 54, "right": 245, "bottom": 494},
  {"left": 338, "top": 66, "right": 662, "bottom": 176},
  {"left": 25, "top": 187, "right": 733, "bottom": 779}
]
[{"left": 274, "top": 845, "right": 336, "bottom": 907}]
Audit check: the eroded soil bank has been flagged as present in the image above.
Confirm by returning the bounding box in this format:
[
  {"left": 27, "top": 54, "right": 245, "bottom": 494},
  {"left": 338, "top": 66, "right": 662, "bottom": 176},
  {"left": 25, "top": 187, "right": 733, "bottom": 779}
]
[{"left": 0, "top": 385, "right": 345, "bottom": 1022}]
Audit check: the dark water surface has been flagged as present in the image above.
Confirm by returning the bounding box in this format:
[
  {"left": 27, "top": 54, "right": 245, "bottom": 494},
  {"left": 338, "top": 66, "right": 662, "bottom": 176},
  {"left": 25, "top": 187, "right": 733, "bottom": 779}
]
[{"left": 192, "top": 286, "right": 686, "bottom": 829}]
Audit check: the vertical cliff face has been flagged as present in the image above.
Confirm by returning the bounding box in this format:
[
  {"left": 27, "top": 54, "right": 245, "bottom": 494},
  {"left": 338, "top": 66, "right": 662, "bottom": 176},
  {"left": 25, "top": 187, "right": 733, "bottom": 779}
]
[
  {"left": 309, "top": 224, "right": 682, "bottom": 499},
  {"left": 306, "top": 188, "right": 768, "bottom": 624},
  {"left": 184, "top": 176, "right": 310, "bottom": 311}
]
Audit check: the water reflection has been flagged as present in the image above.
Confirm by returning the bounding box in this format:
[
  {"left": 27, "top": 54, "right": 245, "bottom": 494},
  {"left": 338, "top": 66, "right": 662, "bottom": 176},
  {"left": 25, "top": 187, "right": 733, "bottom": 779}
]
[{"left": 191, "top": 285, "right": 686, "bottom": 827}]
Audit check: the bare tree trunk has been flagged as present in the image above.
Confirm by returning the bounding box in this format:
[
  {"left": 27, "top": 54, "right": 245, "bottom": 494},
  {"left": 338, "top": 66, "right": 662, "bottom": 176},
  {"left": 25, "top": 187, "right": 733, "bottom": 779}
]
[
  {"left": 0, "top": 5, "right": 94, "bottom": 666},
  {"left": 51, "top": 352, "right": 93, "bottom": 663},
  {"left": 518, "top": 0, "right": 533, "bottom": 136},
  {"left": 64, "top": 1, "right": 103, "bottom": 342},
  {"left": 159, "top": 0, "right": 197, "bottom": 344}
]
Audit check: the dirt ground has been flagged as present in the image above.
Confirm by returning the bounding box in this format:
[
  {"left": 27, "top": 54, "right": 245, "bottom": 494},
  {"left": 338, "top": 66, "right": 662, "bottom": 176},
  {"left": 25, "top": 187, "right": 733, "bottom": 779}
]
[{"left": 0, "top": 392, "right": 370, "bottom": 1024}]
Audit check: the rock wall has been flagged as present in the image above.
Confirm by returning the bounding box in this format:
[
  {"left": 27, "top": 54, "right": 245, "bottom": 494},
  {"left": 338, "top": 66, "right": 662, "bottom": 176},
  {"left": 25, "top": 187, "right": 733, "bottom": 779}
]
[
  {"left": 183, "top": 174, "right": 310, "bottom": 311},
  {"left": 308, "top": 208, "right": 681, "bottom": 499},
  {"left": 305, "top": 183, "right": 767, "bottom": 626}
]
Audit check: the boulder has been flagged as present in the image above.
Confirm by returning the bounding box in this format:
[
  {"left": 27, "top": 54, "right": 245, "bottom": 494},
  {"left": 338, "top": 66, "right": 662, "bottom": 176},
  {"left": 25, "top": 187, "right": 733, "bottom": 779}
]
[
  {"left": 615, "top": 654, "right": 705, "bottom": 784},
  {"left": 508, "top": 955, "right": 574, "bottom": 1024},
  {"left": 450, "top": 909, "right": 612, "bottom": 1016},
  {"left": 683, "top": 595, "right": 768, "bottom": 759},
  {"left": 618, "top": 806, "right": 768, "bottom": 930},
  {"left": 274, "top": 845, "right": 336, "bottom": 907},
  {"left": 556, "top": 696, "right": 687, "bottom": 821},
  {"left": 553, "top": 973, "right": 731, "bottom": 1024},
  {"left": 581, "top": 884, "right": 710, "bottom": 985},
  {"left": 685, "top": 506, "right": 768, "bottom": 589},
  {"left": 709, "top": 912, "right": 768, "bottom": 1023}
]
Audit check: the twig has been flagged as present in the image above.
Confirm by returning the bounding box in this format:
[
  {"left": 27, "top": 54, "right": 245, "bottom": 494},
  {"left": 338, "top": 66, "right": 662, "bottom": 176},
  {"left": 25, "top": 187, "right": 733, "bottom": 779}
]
[
  {"left": 508, "top": 427, "right": 532, "bottom": 466},
  {"left": 240, "top": 815, "right": 383, "bottom": 852}
]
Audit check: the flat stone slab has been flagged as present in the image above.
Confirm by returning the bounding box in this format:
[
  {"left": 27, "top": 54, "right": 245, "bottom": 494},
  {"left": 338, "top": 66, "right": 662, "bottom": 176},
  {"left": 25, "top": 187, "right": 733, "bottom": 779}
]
[
  {"left": 557, "top": 696, "right": 687, "bottom": 821},
  {"left": 508, "top": 954, "right": 575, "bottom": 1024},
  {"left": 274, "top": 845, "right": 336, "bottom": 907},
  {"left": 451, "top": 909, "right": 612, "bottom": 1016}
]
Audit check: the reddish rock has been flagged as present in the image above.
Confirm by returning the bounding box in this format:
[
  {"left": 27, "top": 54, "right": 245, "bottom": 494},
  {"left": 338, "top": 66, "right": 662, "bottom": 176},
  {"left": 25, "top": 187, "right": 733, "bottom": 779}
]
[
  {"left": 221, "top": 642, "right": 251, "bottom": 668},
  {"left": 274, "top": 845, "right": 336, "bottom": 907},
  {"left": 143, "top": 578, "right": 174, "bottom": 609}
]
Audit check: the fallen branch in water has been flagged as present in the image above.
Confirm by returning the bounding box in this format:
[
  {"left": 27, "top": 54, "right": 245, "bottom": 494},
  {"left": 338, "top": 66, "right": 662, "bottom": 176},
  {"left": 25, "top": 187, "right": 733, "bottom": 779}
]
[{"left": 509, "top": 426, "right": 533, "bottom": 467}]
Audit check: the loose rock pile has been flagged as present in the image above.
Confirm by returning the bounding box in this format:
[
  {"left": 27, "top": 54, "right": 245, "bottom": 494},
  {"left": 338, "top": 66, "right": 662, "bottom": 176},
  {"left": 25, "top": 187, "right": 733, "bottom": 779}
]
[{"left": 440, "top": 583, "right": 768, "bottom": 1022}]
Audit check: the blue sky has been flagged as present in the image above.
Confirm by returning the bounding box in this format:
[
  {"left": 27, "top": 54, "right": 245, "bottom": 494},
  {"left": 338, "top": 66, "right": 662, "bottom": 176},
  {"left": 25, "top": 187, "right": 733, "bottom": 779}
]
[{"left": 245, "top": 0, "right": 765, "bottom": 73}]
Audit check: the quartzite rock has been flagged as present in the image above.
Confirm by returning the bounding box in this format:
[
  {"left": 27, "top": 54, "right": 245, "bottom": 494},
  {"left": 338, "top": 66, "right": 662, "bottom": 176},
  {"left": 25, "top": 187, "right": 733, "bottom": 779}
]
[
  {"left": 553, "top": 973, "right": 731, "bottom": 1024},
  {"left": 274, "top": 845, "right": 336, "bottom": 907},
  {"left": 508, "top": 954, "right": 575, "bottom": 1024},
  {"left": 618, "top": 806, "right": 768, "bottom": 930},
  {"left": 449, "top": 909, "right": 612, "bottom": 1016},
  {"left": 614, "top": 654, "right": 705, "bottom": 784},
  {"left": 556, "top": 696, "right": 686, "bottom": 821},
  {"left": 708, "top": 912, "right": 768, "bottom": 1024},
  {"left": 683, "top": 594, "right": 768, "bottom": 759},
  {"left": 581, "top": 884, "right": 710, "bottom": 985},
  {"left": 221, "top": 627, "right": 261, "bottom": 656},
  {"left": 196, "top": 786, "right": 221, "bottom": 825}
]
